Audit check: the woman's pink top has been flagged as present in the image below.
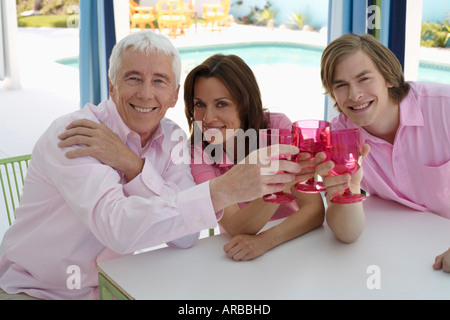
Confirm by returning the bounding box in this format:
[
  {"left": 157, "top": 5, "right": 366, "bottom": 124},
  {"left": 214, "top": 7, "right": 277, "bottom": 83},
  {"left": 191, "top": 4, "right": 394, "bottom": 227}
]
[{"left": 190, "top": 112, "right": 299, "bottom": 227}]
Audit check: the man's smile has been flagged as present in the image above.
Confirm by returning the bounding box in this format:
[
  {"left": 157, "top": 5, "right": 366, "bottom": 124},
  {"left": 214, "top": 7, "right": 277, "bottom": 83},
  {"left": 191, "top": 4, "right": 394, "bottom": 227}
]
[
  {"left": 348, "top": 101, "right": 373, "bottom": 111},
  {"left": 130, "top": 103, "right": 157, "bottom": 114}
]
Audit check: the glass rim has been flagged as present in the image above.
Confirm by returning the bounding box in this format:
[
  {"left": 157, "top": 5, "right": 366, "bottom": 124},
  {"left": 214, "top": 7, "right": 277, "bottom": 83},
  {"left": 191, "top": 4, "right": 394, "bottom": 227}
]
[
  {"left": 323, "top": 128, "right": 361, "bottom": 135},
  {"left": 292, "top": 119, "right": 331, "bottom": 129},
  {"left": 260, "top": 128, "right": 298, "bottom": 136}
]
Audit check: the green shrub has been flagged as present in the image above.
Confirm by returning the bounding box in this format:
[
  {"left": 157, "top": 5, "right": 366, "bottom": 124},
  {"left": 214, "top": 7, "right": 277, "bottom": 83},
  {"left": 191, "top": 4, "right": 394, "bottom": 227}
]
[
  {"left": 255, "top": 1, "right": 278, "bottom": 25},
  {"left": 16, "top": 0, "right": 79, "bottom": 16},
  {"left": 421, "top": 18, "right": 450, "bottom": 48},
  {"left": 237, "top": 0, "right": 278, "bottom": 26},
  {"left": 288, "top": 12, "right": 308, "bottom": 30}
]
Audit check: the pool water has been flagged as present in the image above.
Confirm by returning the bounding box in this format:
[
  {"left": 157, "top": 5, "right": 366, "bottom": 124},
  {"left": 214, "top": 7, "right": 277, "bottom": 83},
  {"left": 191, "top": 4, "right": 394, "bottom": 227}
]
[
  {"left": 418, "top": 61, "right": 450, "bottom": 84},
  {"left": 179, "top": 42, "right": 323, "bottom": 72},
  {"left": 56, "top": 56, "right": 79, "bottom": 68},
  {"left": 56, "top": 42, "right": 450, "bottom": 86},
  {"left": 176, "top": 43, "right": 327, "bottom": 122}
]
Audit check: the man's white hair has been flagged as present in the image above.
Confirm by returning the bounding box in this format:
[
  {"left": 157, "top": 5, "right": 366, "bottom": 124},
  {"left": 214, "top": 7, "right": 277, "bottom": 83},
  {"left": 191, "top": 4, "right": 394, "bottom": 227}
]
[{"left": 108, "top": 31, "right": 181, "bottom": 86}]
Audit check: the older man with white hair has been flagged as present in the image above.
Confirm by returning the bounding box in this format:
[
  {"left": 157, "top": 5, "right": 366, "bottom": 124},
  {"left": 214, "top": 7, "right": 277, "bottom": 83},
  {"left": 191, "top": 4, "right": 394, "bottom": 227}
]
[{"left": 0, "top": 31, "right": 301, "bottom": 300}]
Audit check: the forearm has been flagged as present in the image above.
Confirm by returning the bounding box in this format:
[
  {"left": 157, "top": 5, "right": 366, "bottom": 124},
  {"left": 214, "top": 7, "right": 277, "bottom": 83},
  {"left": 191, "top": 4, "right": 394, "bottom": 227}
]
[
  {"left": 119, "top": 153, "right": 144, "bottom": 182},
  {"left": 220, "top": 200, "right": 279, "bottom": 236},
  {"left": 209, "top": 174, "right": 234, "bottom": 213},
  {"left": 325, "top": 201, "right": 365, "bottom": 243},
  {"left": 258, "top": 196, "right": 325, "bottom": 250},
  {"left": 324, "top": 180, "right": 366, "bottom": 243},
  {"left": 313, "top": 146, "right": 369, "bottom": 244}
]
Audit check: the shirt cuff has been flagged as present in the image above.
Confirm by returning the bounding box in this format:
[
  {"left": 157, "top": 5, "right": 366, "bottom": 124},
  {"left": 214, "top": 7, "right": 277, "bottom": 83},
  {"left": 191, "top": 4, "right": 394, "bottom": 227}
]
[
  {"left": 122, "top": 159, "right": 170, "bottom": 198},
  {"left": 175, "top": 181, "right": 219, "bottom": 229}
]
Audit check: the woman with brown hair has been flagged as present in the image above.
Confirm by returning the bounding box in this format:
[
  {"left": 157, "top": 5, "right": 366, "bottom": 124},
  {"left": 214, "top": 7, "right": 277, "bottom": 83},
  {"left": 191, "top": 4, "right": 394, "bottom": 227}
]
[{"left": 185, "top": 54, "right": 365, "bottom": 260}]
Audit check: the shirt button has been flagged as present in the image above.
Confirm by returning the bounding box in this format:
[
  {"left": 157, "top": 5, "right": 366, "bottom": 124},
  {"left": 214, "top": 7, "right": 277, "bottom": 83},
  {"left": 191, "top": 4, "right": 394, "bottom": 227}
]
[{"left": 148, "top": 179, "right": 153, "bottom": 185}]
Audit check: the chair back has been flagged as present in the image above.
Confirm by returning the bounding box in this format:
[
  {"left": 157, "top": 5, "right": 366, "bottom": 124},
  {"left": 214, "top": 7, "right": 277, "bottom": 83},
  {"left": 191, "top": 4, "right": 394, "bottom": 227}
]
[
  {"left": 157, "top": 0, "right": 187, "bottom": 18},
  {"left": 187, "top": 0, "right": 195, "bottom": 11},
  {"left": 220, "top": 0, "right": 231, "bottom": 16},
  {"left": 202, "top": 0, "right": 230, "bottom": 30},
  {"left": 156, "top": 0, "right": 188, "bottom": 37},
  {"left": 0, "top": 155, "right": 31, "bottom": 226},
  {"left": 129, "top": 0, "right": 156, "bottom": 31},
  {"left": 129, "top": 0, "right": 141, "bottom": 16},
  {"left": 129, "top": 0, "right": 139, "bottom": 7}
]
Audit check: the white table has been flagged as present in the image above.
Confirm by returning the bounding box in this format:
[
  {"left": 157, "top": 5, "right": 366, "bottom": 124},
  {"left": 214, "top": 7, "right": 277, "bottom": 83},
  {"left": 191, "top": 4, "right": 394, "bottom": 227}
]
[{"left": 97, "top": 196, "right": 450, "bottom": 300}]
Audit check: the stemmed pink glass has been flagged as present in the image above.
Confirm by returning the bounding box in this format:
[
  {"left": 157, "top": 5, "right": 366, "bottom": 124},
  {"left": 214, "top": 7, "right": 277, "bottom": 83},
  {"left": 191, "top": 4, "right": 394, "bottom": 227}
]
[
  {"left": 259, "top": 128, "right": 300, "bottom": 204},
  {"left": 320, "top": 128, "right": 366, "bottom": 204},
  {"left": 292, "top": 120, "right": 331, "bottom": 193}
]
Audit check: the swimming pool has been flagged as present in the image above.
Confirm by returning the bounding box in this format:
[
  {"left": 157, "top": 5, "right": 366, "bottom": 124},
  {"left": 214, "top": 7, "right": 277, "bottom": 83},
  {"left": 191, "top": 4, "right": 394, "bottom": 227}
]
[
  {"left": 176, "top": 42, "right": 327, "bottom": 122},
  {"left": 57, "top": 42, "right": 328, "bottom": 122},
  {"left": 57, "top": 42, "right": 450, "bottom": 85},
  {"left": 418, "top": 61, "right": 450, "bottom": 85},
  {"left": 178, "top": 42, "right": 323, "bottom": 72}
]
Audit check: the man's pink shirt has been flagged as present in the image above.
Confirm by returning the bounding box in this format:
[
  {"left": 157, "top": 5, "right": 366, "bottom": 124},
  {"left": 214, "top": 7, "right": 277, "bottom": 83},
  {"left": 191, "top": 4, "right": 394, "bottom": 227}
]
[
  {"left": 0, "top": 100, "right": 218, "bottom": 299},
  {"left": 332, "top": 82, "right": 450, "bottom": 219}
]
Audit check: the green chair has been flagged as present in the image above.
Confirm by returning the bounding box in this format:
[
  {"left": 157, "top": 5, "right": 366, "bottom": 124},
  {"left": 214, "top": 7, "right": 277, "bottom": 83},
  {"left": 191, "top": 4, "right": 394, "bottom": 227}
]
[{"left": 0, "top": 154, "right": 31, "bottom": 226}]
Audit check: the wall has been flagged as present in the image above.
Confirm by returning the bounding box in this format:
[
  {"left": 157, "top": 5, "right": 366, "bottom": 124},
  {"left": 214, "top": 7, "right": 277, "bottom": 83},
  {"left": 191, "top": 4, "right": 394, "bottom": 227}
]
[{"left": 421, "top": 0, "right": 450, "bottom": 22}]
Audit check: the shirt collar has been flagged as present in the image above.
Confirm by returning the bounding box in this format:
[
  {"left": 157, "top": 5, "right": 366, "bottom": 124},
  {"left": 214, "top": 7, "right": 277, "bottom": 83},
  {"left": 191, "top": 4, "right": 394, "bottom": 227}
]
[
  {"left": 344, "top": 90, "right": 424, "bottom": 144},
  {"left": 102, "top": 99, "right": 165, "bottom": 148},
  {"left": 398, "top": 87, "right": 424, "bottom": 127}
]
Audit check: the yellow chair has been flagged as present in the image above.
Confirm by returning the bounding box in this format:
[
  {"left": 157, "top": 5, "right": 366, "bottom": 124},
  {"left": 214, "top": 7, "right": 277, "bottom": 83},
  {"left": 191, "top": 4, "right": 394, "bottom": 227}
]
[
  {"left": 202, "top": 0, "right": 230, "bottom": 31},
  {"left": 129, "top": 0, "right": 157, "bottom": 32},
  {"left": 0, "top": 154, "right": 31, "bottom": 226},
  {"left": 186, "top": 0, "right": 198, "bottom": 32},
  {"left": 156, "top": 0, "right": 189, "bottom": 38}
]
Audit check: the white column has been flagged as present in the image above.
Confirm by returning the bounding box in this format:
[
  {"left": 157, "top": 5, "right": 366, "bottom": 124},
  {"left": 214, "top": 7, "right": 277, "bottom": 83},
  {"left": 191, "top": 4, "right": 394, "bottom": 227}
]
[
  {"left": 0, "top": 5, "right": 4, "bottom": 81},
  {"left": 325, "top": 0, "right": 347, "bottom": 122},
  {"left": 0, "top": 0, "right": 20, "bottom": 89},
  {"left": 113, "top": 0, "right": 131, "bottom": 42},
  {"left": 404, "top": 0, "right": 423, "bottom": 81}
]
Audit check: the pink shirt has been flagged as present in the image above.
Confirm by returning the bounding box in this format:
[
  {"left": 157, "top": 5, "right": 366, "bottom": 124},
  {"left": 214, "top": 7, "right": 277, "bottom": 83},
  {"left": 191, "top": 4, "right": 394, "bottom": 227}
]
[
  {"left": 0, "top": 100, "right": 218, "bottom": 299},
  {"left": 332, "top": 82, "right": 450, "bottom": 219},
  {"left": 191, "top": 112, "right": 299, "bottom": 225}
]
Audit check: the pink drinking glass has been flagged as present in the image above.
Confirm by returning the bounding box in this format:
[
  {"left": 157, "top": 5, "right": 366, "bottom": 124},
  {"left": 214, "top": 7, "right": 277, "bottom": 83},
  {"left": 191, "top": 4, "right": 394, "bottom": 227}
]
[
  {"left": 259, "top": 128, "right": 300, "bottom": 204},
  {"left": 292, "top": 120, "right": 331, "bottom": 193},
  {"left": 320, "top": 128, "right": 366, "bottom": 204}
]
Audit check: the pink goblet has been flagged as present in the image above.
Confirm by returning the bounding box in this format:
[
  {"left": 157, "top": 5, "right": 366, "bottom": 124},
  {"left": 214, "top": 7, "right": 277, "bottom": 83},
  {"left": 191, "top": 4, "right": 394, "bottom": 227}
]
[
  {"left": 259, "top": 128, "right": 300, "bottom": 204},
  {"left": 320, "top": 128, "right": 366, "bottom": 204},
  {"left": 292, "top": 120, "right": 331, "bottom": 193}
]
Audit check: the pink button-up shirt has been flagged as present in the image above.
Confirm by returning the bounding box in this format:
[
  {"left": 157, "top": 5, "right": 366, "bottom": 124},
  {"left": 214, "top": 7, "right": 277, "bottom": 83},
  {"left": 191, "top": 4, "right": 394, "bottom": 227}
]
[
  {"left": 332, "top": 81, "right": 450, "bottom": 219},
  {"left": 191, "top": 112, "right": 299, "bottom": 225},
  {"left": 0, "top": 100, "right": 218, "bottom": 299}
]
